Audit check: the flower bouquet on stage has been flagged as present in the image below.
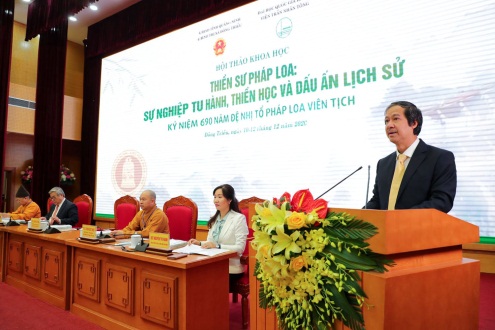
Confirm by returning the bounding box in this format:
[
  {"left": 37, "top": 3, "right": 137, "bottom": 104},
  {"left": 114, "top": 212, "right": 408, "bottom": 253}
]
[
  {"left": 59, "top": 164, "right": 76, "bottom": 186},
  {"left": 20, "top": 165, "right": 33, "bottom": 187},
  {"left": 251, "top": 189, "right": 394, "bottom": 330}
]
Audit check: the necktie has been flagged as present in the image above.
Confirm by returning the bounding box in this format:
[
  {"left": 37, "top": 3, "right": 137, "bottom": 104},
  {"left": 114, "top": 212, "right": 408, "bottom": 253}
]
[
  {"left": 51, "top": 204, "right": 60, "bottom": 222},
  {"left": 388, "top": 154, "right": 408, "bottom": 210}
]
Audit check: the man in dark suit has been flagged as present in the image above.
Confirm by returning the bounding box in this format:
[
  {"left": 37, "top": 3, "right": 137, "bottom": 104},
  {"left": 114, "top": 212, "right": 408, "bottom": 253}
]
[
  {"left": 41, "top": 186, "right": 79, "bottom": 226},
  {"left": 365, "top": 101, "right": 456, "bottom": 213}
]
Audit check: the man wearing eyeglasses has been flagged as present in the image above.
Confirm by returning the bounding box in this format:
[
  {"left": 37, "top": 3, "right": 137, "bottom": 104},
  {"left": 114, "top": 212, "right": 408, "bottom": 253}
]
[{"left": 41, "top": 187, "right": 79, "bottom": 226}]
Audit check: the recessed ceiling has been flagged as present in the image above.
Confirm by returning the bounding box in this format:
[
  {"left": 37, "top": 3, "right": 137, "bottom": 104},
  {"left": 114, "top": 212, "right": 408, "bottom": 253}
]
[{"left": 13, "top": 0, "right": 141, "bottom": 45}]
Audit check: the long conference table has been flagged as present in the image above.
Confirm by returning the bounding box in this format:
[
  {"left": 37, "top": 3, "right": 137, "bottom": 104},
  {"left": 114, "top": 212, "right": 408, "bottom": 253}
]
[{"left": 0, "top": 224, "right": 235, "bottom": 330}]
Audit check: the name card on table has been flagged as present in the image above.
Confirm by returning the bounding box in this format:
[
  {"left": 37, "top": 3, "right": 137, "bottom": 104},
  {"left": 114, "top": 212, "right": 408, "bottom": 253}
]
[
  {"left": 31, "top": 218, "right": 41, "bottom": 229},
  {"left": 149, "top": 232, "right": 170, "bottom": 250},
  {"left": 81, "top": 224, "right": 98, "bottom": 239}
]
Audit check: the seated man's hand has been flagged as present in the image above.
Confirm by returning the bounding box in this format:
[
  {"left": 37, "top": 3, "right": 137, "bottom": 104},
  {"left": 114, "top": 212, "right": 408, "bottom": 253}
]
[
  {"left": 49, "top": 216, "right": 61, "bottom": 225},
  {"left": 110, "top": 230, "right": 124, "bottom": 237}
]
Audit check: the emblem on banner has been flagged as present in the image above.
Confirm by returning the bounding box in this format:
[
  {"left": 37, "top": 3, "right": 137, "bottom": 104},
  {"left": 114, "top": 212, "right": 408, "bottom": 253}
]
[
  {"left": 276, "top": 18, "right": 293, "bottom": 38},
  {"left": 112, "top": 150, "right": 147, "bottom": 196},
  {"left": 214, "top": 38, "right": 227, "bottom": 55}
]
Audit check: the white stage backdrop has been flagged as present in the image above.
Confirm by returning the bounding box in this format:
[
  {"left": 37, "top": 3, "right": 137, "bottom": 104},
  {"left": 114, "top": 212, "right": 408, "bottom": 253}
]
[{"left": 96, "top": 0, "right": 495, "bottom": 236}]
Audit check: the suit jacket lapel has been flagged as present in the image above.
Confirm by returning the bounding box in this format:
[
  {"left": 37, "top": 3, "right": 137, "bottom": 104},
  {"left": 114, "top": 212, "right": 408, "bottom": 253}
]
[
  {"left": 57, "top": 201, "right": 66, "bottom": 216},
  {"left": 56, "top": 200, "right": 69, "bottom": 217},
  {"left": 398, "top": 139, "right": 428, "bottom": 197},
  {"left": 218, "top": 212, "right": 234, "bottom": 240}
]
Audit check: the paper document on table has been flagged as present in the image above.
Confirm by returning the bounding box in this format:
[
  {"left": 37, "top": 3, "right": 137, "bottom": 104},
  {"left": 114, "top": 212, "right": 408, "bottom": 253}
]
[
  {"left": 170, "top": 239, "right": 188, "bottom": 250},
  {"left": 173, "top": 244, "right": 230, "bottom": 256},
  {"left": 50, "top": 225, "right": 73, "bottom": 232}
]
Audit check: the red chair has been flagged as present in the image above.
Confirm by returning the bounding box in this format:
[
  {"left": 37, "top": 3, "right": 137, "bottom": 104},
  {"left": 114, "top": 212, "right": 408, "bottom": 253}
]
[
  {"left": 114, "top": 195, "right": 140, "bottom": 230},
  {"left": 163, "top": 196, "right": 198, "bottom": 241},
  {"left": 234, "top": 196, "right": 265, "bottom": 329},
  {"left": 47, "top": 198, "right": 54, "bottom": 213},
  {"left": 73, "top": 194, "right": 93, "bottom": 227}
]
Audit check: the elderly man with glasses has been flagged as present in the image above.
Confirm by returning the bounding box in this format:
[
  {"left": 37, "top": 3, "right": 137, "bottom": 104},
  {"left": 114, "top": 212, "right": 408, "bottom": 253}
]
[{"left": 41, "top": 187, "right": 79, "bottom": 226}]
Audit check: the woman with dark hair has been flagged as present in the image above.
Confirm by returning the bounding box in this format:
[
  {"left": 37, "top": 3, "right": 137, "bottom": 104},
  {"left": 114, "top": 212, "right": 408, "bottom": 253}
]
[{"left": 188, "top": 184, "right": 248, "bottom": 288}]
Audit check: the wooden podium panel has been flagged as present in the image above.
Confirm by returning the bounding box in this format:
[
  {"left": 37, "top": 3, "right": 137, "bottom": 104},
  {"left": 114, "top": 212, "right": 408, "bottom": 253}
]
[
  {"left": 67, "top": 239, "right": 235, "bottom": 330},
  {"left": 1, "top": 226, "right": 78, "bottom": 309},
  {"left": 104, "top": 261, "right": 135, "bottom": 314},
  {"left": 24, "top": 243, "right": 42, "bottom": 280},
  {"left": 7, "top": 239, "right": 23, "bottom": 273},
  {"left": 249, "top": 208, "right": 480, "bottom": 330},
  {"left": 331, "top": 208, "right": 479, "bottom": 255},
  {"left": 75, "top": 254, "right": 100, "bottom": 301},
  {"left": 43, "top": 249, "right": 65, "bottom": 288},
  {"left": 362, "top": 259, "right": 479, "bottom": 329},
  {"left": 141, "top": 271, "right": 178, "bottom": 328}
]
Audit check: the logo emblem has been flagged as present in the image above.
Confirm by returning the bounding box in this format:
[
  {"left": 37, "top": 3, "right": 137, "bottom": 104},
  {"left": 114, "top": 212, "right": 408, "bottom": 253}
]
[
  {"left": 276, "top": 18, "right": 293, "bottom": 38},
  {"left": 112, "top": 150, "right": 147, "bottom": 196},
  {"left": 213, "top": 38, "right": 227, "bottom": 56}
]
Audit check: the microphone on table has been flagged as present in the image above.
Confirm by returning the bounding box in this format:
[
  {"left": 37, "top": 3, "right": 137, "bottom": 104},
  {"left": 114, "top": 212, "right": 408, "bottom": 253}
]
[
  {"left": 364, "top": 165, "right": 371, "bottom": 209},
  {"left": 44, "top": 219, "right": 61, "bottom": 234},
  {"left": 315, "top": 166, "right": 363, "bottom": 200}
]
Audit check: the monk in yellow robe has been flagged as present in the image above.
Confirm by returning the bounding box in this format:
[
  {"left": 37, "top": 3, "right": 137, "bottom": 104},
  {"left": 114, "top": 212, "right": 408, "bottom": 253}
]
[
  {"left": 110, "top": 190, "right": 169, "bottom": 238},
  {"left": 2, "top": 185, "right": 41, "bottom": 220}
]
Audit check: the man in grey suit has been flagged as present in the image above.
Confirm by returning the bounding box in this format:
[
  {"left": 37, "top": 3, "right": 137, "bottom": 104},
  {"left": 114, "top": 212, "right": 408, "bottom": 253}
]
[
  {"left": 41, "top": 186, "right": 79, "bottom": 226},
  {"left": 365, "top": 101, "right": 456, "bottom": 213}
]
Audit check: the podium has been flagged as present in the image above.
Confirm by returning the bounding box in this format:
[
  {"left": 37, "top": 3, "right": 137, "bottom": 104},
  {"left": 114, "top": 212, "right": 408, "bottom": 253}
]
[{"left": 249, "top": 208, "right": 480, "bottom": 330}]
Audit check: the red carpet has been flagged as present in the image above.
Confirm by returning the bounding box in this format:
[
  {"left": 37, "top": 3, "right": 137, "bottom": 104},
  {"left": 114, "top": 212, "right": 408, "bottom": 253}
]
[
  {"left": 479, "top": 273, "right": 495, "bottom": 330},
  {"left": 230, "top": 294, "right": 249, "bottom": 330},
  {"left": 0, "top": 283, "right": 103, "bottom": 329},
  {"left": 1, "top": 274, "right": 493, "bottom": 329},
  {"left": 0, "top": 283, "right": 246, "bottom": 330}
]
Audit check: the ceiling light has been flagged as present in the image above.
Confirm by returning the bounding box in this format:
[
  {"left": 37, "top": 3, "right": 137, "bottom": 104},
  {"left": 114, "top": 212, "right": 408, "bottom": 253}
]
[
  {"left": 22, "top": 0, "right": 32, "bottom": 3},
  {"left": 89, "top": 5, "right": 98, "bottom": 11},
  {"left": 69, "top": 16, "right": 77, "bottom": 22}
]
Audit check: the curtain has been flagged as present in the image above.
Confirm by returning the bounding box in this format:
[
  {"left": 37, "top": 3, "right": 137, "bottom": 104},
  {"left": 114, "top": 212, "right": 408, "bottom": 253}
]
[
  {"left": 26, "top": 0, "right": 98, "bottom": 41},
  {"left": 0, "top": 0, "right": 15, "bottom": 197},
  {"left": 32, "top": 21, "right": 68, "bottom": 205}
]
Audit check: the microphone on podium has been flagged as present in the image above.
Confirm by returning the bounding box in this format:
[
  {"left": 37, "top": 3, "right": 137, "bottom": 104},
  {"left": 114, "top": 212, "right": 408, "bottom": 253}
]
[{"left": 315, "top": 166, "right": 363, "bottom": 200}]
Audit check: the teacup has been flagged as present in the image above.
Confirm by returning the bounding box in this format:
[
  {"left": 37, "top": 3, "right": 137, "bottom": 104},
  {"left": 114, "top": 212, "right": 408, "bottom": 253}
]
[{"left": 130, "top": 234, "right": 141, "bottom": 248}]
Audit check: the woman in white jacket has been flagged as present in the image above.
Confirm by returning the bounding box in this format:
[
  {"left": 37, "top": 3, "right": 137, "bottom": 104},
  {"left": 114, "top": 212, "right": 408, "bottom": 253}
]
[{"left": 188, "top": 184, "right": 248, "bottom": 289}]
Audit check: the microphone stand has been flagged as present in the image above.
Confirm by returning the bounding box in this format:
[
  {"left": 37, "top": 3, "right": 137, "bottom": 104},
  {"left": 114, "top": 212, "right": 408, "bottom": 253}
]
[
  {"left": 364, "top": 165, "right": 371, "bottom": 209},
  {"left": 44, "top": 221, "right": 61, "bottom": 234},
  {"left": 315, "top": 166, "right": 363, "bottom": 200}
]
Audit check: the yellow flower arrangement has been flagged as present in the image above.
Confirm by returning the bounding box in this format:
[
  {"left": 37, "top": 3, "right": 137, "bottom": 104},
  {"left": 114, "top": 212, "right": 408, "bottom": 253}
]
[{"left": 251, "top": 189, "right": 394, "bottom": 330}]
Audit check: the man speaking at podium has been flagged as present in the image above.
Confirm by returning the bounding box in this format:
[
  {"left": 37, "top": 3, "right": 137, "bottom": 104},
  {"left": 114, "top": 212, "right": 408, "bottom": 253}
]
[{"left": 365, "top": 101, "right": 457, "bottom": 213}]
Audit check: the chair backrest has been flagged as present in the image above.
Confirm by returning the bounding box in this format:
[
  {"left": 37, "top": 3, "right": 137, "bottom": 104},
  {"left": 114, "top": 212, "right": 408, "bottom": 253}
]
[
  {"left": 163, "top": 196, "right": 198, "bottom": 241},
  {"left": 114, "top": 195, "right": 140, "bottom": 230},
  {"left": 47, "top": 197, "right": 54, "bottom": 213},
  {"left": 238, "top": 196, "right": 265, "bottom": 256},
  {"left": 73, "top": 194, "right": 93, "bottom": 227}
]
